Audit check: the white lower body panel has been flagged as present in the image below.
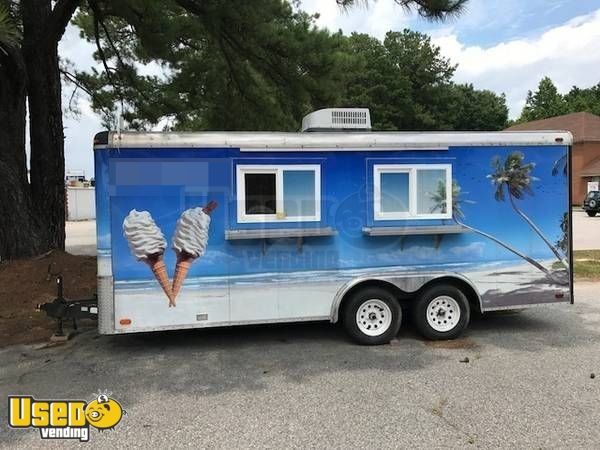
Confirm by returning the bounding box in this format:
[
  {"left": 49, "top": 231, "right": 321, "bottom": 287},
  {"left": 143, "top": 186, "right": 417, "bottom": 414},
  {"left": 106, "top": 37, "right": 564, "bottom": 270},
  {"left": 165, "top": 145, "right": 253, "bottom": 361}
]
[{"left": 108, "top": 259, "right": 569, "bottom": 334}]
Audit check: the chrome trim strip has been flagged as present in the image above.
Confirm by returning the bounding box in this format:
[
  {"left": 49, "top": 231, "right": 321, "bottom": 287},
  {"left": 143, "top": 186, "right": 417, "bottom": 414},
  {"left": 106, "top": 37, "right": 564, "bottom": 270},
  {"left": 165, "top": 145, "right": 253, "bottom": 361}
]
[
  {"left": 111, "top": 315, "right": 330, "bottom": 334},
  {"left": 481, "top": 301, "right": 570, "bottom": 312},
  {"left": 97, "top": 276, "right": 115, "bottom": 334},
  {"left": 240, "top": 147, "right": 451, "bottom": 152},
  {"left": 97, "top": 130, "right": 573, "bottom": 150}
]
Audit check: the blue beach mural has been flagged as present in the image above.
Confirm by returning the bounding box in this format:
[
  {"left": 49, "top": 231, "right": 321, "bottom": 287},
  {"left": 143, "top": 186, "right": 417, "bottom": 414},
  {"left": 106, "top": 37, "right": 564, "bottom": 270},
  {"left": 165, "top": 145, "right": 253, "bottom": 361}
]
[{"left": 95, "top": 143, "right": 570, "bottom": 325}]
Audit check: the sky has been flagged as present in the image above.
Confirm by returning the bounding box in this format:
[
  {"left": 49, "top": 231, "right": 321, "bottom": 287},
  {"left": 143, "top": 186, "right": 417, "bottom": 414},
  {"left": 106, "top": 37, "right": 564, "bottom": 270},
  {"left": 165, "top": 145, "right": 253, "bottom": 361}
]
[{"left": 59, "top": 0, "right": 600, "bottom": 177}]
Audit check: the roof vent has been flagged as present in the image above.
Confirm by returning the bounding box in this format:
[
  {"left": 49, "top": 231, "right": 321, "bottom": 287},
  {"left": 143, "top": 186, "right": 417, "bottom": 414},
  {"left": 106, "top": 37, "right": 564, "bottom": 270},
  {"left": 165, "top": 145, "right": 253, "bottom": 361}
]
[{"left": 301, "top": 108, "right": 371, "bottom": 132}]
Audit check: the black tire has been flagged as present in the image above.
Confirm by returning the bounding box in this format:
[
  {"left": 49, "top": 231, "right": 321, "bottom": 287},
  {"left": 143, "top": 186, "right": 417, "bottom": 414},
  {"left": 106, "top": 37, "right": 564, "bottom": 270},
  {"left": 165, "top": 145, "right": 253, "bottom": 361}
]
[
  {"left": 587, "top": 211, "right": 597, "bottom": 217},
  {"left": 413, "top": 284, "right": 470, "bottom": 340},
  {"left": 342, "top": 287, "right": 401, "bottom": 345}
]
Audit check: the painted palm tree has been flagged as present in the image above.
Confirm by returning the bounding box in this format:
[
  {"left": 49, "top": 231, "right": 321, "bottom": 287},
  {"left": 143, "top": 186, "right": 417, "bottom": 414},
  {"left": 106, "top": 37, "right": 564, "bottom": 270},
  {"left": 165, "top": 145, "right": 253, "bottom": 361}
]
[
  {"left": 487, "top": 152, "right": 568, "bottom": 268},
  {"left": 556, "top": 212, "right": 568, "bottom": 255},
  {"left": 429, "top": 179, "right": 557, "bottom": 280},
  {"left": 551, "top": 152, "right": 570, "bottom": 259},
  {"left": 551, "top": 153, "right": 568, "bottom": 177}
]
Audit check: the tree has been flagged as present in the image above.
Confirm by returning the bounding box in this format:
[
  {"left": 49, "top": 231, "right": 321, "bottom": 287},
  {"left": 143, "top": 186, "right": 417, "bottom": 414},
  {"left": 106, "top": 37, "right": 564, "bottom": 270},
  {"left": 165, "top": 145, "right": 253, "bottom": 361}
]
[
  {"left": 0, "top": 4, "right": 18, "bottom": 44},
  {"left": 518, "top": 77, "right": 567, "bottom": 122},
  {"left": 72, "top": 1, "right": 345, "bottom": 132},
  {"left": 517, "top": 78, "right": 600, "bottom": 123},
  {"left": 0, "top": 0, "right": 471, "bottom": 260},
  {"left": 0, "top": 3, "right": 38, "bottom": 259},
  {"left": 75, "top": 11, "right": 507, "bottom": 134},
  {"left": 487, "top": 151, "right": 568, "bottom": 268},
  {"left": 0, "top": 0, "right": 79, "bottom": 260},
  {"left": 0, "top": 0, "right": 341, "bottom": 260},
  {"left": 74, "top": 1, "right": 475, "bottom": 133},
  {"left": 444, "top": 83, "right": 508, "bottom": 130},
  {"left": 337, "top": 31, "right": 507, "bottom": 131},
  {"left": 337, "top": 0, "right": 468, "bottom": 21},
  {"left": 429, "top": 179, "right": 557, "bottom": 280},
  {"left": 563, "top": 83, "right": 600, "bottom": 117},
  {"left": 516, "top": 77, "right": 600, "bottom": 127}
]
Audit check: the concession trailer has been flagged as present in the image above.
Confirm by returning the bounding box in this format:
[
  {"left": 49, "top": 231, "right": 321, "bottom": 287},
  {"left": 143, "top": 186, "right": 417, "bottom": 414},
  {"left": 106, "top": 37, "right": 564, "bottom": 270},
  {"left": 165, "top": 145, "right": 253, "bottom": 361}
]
[{"left": 58, "top": 108, "right": 574, "bottom": 345}]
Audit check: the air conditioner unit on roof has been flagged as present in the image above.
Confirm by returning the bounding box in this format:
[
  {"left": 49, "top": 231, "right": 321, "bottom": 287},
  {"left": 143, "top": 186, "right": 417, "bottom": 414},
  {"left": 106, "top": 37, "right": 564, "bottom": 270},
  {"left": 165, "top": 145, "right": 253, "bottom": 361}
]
[{"left": 301, "top": 108, "right": 371, "bottom": 132}]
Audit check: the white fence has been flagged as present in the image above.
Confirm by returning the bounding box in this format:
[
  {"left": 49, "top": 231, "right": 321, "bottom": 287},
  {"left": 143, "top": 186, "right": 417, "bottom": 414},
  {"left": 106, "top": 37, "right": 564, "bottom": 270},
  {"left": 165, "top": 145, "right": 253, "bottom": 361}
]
[{"left": 66, "top": 187, "right": 96, "bottom": 220}]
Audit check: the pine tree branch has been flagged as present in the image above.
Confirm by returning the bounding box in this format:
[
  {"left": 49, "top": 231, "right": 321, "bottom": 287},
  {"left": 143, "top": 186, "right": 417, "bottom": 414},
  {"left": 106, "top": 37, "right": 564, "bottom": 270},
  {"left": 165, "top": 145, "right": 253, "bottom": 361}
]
[
  {"left": 59, "top": 67, "right": 116, "bottom": 124},
  {"left": 60, "top": 68, "right": 94, "bottom": 97},
  {"left": 337, "top": 0, "right": 468, "bottom": 21}
]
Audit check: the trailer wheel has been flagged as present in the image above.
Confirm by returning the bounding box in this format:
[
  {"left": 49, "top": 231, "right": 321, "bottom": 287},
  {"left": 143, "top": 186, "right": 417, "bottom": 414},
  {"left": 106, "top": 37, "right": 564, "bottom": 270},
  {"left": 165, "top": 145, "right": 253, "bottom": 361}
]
[
  {"left": 587, "top": 211, "right": 597, "bottom": 217},
  {"left": 413, "top": 284, "right": 470, "bottom": 340},
  {"left": 342, "top": 287, "right": 401, "bottom": 345}
]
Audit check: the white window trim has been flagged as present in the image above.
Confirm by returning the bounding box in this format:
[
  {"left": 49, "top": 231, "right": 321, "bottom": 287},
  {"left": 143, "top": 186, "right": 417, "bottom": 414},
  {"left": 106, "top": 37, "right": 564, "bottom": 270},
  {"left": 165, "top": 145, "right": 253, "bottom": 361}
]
[
  {"left": 236, "top": 164, "right": 321, "bottom": 223},
  {"left": 373, "top": 164, "right": 452, "bottom": 221}
]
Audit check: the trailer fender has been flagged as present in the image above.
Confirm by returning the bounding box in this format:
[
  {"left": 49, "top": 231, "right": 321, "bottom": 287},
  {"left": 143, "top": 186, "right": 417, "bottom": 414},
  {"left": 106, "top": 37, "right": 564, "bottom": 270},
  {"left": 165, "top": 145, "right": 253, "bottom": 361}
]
[{"left": 330, "top": 272, "right": 482, "bottom": 323}]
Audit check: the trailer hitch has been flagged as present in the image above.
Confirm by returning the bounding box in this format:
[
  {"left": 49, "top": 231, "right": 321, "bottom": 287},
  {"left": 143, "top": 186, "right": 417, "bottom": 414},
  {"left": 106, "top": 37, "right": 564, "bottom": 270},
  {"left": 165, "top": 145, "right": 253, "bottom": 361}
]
[{"left": 36, "top": 276, "right": 98, "bottom": 337}]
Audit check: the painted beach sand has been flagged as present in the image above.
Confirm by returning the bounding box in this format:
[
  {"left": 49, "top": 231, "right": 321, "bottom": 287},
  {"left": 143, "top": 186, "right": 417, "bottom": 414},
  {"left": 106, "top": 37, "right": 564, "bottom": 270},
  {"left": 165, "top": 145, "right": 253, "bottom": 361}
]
[{"left": 112, "top": 259, "right": 568, "bottom": 332}]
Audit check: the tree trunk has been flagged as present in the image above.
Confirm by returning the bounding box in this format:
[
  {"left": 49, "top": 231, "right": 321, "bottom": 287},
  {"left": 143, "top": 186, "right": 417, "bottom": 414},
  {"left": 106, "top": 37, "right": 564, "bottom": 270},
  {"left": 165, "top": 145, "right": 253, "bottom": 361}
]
[
  {"left": 508, "top": 192, "right": 569, "bottom": 268},
  {"left": 22, "top": 0, "right": 66, "bottom": 253},
  {"left": 0, "top": 44, "right": 44, "bottom": 259},
  {"left": 454, "top": 218, "right": 559, "bottom": 283}
]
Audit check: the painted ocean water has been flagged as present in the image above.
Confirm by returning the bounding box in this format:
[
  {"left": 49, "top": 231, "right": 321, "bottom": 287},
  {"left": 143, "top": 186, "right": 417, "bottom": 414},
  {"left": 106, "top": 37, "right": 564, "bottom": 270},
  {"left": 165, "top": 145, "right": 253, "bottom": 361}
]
[{"left": 111, "top": 258, "right": 567, "bottom": 292}]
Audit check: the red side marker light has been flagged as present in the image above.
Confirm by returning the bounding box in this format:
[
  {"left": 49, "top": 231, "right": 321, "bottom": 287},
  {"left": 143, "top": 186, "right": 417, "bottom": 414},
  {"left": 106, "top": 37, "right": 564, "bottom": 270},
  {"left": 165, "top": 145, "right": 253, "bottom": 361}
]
[{"left": 120, "top": 318, "right": 132, "bottom": 325}]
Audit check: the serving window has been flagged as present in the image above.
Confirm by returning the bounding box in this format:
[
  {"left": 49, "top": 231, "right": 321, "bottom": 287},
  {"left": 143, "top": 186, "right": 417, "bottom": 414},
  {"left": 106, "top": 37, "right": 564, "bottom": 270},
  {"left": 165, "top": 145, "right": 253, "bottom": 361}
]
[
  {"left": 236, "top": 165, "right": 321, "bottom": 223},
  {"left": 374, "top": 164, "right": 452, "bottom": 220}
]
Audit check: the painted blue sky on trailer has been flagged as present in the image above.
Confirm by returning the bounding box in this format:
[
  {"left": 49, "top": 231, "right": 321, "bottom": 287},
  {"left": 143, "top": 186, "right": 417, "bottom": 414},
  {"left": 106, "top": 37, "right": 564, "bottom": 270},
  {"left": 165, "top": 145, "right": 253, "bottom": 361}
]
[{"left": 95, "top": 145, "right": 569, "bottom": 281}]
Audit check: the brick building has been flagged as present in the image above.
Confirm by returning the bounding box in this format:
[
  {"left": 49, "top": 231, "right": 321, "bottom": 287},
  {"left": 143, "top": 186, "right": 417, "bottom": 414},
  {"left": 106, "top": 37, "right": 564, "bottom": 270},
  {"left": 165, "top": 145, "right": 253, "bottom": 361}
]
[{"left": 506, "top": 112, "right": 600, "bottom": 203}]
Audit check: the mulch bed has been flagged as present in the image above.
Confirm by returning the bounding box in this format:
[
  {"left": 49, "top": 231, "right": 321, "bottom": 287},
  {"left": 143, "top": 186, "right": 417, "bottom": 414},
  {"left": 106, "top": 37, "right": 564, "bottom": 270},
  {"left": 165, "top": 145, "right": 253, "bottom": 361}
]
[{"left": 0, "top": 251, "right": 96, "bottom": 347}]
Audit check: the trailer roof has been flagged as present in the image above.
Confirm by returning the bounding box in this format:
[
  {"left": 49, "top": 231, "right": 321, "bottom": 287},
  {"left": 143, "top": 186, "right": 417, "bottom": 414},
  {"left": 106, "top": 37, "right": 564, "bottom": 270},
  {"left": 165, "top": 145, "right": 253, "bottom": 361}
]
[{"left": 94, "top": 130, "right": 573, "bottom": 150}]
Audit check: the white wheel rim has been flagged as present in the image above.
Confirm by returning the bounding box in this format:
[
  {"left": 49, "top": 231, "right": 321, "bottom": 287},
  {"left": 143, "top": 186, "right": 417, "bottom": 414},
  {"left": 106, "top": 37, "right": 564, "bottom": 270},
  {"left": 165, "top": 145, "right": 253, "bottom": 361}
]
[
  {"left": 426, "top": 296, "right": 461, "bottom": 332},
  {"left": 356, "top": 299, "right": 392, "bottom": 337}
]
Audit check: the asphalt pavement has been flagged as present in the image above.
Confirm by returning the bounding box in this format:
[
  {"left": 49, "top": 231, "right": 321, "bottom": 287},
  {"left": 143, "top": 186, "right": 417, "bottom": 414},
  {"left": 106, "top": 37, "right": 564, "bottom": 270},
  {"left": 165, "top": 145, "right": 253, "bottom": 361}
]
[
  {"left": 65, "top": 220, "right": 97, "bottom": 256},
  {"left": 1, "top": 282, "right": 599, "bottom": 448},
  {"left": 572, "top": 209, "right": 600, "bottom": 250}
]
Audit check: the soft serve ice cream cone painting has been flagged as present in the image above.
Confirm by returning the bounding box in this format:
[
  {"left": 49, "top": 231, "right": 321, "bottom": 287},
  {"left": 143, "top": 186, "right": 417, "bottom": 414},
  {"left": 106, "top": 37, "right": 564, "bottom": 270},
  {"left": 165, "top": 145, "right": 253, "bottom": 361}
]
[
  {"left": 171, "top": 201, "right": 217, "bottom": 303},
  {"left": 123, "top": 210, "right": 174, "bottom": 306},
  {"left": 122, "top": 201, "right": 216, "bottom": 308}
]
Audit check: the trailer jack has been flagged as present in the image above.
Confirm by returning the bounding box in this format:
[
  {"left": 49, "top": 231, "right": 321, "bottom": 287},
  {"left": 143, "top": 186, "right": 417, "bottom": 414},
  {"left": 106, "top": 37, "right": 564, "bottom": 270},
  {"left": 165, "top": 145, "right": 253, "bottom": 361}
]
[{"left": 36, "top": 276, "right": 98, "bottom": 338}]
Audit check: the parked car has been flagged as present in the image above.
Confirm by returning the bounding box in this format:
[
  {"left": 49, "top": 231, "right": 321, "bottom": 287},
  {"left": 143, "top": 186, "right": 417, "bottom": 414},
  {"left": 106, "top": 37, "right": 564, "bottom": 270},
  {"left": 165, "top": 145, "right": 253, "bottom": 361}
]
[{"left": 583, "top": 191, "right": 600, "bottom": 217}]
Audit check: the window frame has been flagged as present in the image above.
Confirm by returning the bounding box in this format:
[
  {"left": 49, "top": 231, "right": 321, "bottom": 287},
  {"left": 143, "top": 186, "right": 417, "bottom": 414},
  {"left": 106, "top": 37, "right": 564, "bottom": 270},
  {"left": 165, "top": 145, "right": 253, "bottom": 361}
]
[
  {"left": 373, "top": 164, "right": 452, "bottom": 221},
  {"left": 236, "top": 164, "right": 321, "bottom": 223}
]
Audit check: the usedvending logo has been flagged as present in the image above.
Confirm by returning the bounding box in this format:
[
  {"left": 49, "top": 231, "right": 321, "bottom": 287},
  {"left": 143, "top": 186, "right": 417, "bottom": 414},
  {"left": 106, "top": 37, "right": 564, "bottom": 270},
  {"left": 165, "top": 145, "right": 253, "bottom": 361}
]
[{"left": 8, "top": 391, "right": 124, "bottom": 442}]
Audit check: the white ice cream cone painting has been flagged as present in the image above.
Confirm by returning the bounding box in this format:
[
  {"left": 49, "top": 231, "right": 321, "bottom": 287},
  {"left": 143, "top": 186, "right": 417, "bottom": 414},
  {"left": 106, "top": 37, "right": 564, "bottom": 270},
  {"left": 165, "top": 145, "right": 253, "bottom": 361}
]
[
  {"left": 123, "top": 210, "right": 175, "bottom": 306},
  {"left": 171, "top": 201, "right": 217, "bottom": 304}
]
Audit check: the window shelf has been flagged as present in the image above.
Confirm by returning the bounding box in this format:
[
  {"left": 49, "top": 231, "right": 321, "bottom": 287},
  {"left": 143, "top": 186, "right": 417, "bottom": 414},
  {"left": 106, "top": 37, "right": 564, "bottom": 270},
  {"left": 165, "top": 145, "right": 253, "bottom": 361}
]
[
  {"left": 226, "top": 227, "right": 337, "bottom": 240},
  {"left": 225, "top": 227, "right": 337, "bottom": 254},
  {"left": 362, "top": 225, "right": 469, "bottom": 236},
  {"left": 362, "top": 224, "right": 470, "bottom": 249}
]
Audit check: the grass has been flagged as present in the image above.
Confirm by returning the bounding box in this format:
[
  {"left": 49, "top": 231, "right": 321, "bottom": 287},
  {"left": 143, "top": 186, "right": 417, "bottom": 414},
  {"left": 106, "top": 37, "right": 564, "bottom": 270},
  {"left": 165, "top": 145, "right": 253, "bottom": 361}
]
[{"left": 553, "top": 250, "right": 600, "bottom": 280}]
